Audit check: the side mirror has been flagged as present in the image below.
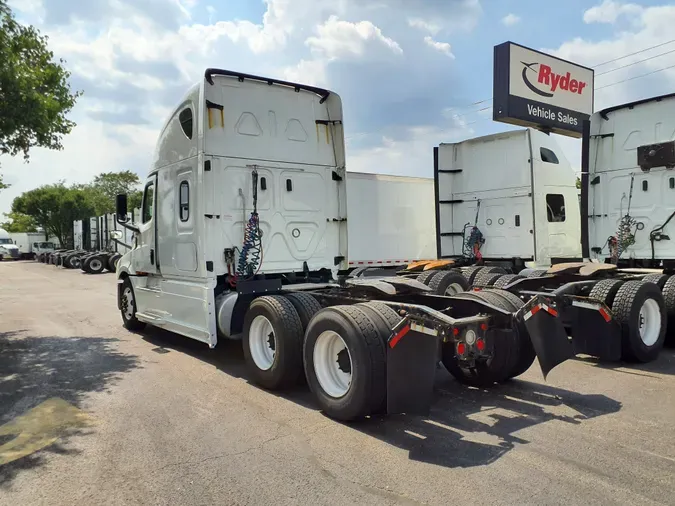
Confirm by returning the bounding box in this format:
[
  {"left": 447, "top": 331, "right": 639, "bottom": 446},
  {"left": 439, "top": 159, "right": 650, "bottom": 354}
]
[{"left": 116, "top": 194, "right": 128, "bottom": 223}]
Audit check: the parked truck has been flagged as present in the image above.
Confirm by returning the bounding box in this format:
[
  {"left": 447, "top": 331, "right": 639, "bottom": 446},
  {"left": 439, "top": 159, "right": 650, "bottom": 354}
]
[
  {"left": 0, "top": 228, "right": 21, "bottom": 260},
  {"left": 10, "top": 232, "right": 58, "bottom": 260},
  {"left": 112, "top": 68, "right": 615, "bottom": 421},
  {"left": 415, "top": 95, "right": 675, "bottom": 367}
]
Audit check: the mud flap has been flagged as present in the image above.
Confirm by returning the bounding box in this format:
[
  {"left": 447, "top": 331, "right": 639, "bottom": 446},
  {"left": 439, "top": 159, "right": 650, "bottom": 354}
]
[
  {"left": 386, "top": 318, "right": 439, "bottom": 416},
  {"left": 519, "top": 297, "right": 574, "bottom": 379},
  {"left": 568, "top": 299, "right": 622, "bottom": 360}
]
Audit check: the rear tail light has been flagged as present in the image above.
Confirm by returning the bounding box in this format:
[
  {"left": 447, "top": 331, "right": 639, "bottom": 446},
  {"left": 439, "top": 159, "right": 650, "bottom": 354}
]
[
  {"left": 476, "top": 338, "right": 486, "bottom": 351},
  {"left": 456, "top": 342, "right": 466, "bottom": 356}
]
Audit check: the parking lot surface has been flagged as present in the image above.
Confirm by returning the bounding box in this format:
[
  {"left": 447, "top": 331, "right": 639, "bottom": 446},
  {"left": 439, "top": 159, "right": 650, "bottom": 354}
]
[{"left": 1, "top": 260, "right": 674, "bottom": 505}]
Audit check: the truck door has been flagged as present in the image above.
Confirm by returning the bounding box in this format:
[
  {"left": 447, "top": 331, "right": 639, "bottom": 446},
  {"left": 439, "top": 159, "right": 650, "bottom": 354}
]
[{"left": 136, "top": 174, "right": 159, "bottom": 274}]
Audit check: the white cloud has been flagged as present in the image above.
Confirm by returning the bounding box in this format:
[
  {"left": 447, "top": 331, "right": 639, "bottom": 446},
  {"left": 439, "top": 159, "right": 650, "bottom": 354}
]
[
  {"left": 306, "top": 16, "right": 402, "bottom": 60},
  {"left": 348, "top": 121, "right": 474, "bottom": 177},
  {"left": 407, "top": 18, "right": 441, "bottom": 35},
  {"left": 501, "top": 13, "right": 520, "bottom": 26},
  {"left": 583, "top": 0, "right": 643, "bottom": 24},
  {"left": 423, "top": 36, "right": 454, "bottom": 58},
  {"left": 0, "top": 0, "right": 482, "bottom": 216}
]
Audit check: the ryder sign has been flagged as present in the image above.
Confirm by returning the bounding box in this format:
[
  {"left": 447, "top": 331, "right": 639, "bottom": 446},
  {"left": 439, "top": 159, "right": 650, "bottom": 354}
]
[{"left": 493, "top": 42, "right": 594, "bottom": 138}]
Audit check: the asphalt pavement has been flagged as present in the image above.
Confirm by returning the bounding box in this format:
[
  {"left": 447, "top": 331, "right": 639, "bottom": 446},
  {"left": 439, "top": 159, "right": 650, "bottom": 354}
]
[{"left": 1, "top": 260, "right": 674, "bottom": 505}]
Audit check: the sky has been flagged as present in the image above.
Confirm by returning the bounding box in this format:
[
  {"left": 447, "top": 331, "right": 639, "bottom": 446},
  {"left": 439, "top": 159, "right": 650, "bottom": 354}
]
[{"left": 2, "top": 0, "right": 675, "bottom": 215}]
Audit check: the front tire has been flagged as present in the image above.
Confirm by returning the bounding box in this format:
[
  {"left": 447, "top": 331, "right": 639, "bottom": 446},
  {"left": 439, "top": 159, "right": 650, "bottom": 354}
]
[
  {"left": 120, "top": 278, "right": 146, "bottom": 331},
  {"left": 242, "top": 295, "right": 304, "bottom": 390}
]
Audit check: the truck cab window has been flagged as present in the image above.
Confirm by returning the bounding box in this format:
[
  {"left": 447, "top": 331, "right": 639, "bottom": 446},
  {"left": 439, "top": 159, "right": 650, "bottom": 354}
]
[
  {"left": 142, "top": 182, "right": 155, "bottom": 223},
  {"left": 541, "top": 147, "right": 559, "bottom": 164},
  {"left": 546, "top": 194, "right": 566, "bottom": 222},
  {"left": 179, "top": 108, "right": 193, "bottom": 139},
  {"left": 179, "top": 181, "right": 189, "bottom": 221},
  {"left": 33, "top": 242, "right": 39, "bottom": 248}
]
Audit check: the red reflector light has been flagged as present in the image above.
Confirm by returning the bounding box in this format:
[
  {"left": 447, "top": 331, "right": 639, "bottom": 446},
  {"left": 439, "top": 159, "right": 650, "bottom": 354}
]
[
  {"left": 457, "top": 342, "right": 466, "bottom": 355},
  {"left": 480, "top": 323, "right": 488, "bottom": 331},
  {"left": 389, "top": 324, "right": 410, "bottom": 349},
  {"left": 599, "top": 307, "right": 611, "bottom": 322},
  {"left": 476, "top": 338, "right": 485, "bottom": 351},
  {"left": 452, "top": 327, "right": 460, "bottom": 336}
]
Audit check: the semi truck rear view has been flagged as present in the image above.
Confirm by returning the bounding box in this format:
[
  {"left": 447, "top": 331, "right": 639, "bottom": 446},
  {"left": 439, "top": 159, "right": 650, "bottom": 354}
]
[{"left": 112, "top": 68, "right": 624, "bottom": 421}]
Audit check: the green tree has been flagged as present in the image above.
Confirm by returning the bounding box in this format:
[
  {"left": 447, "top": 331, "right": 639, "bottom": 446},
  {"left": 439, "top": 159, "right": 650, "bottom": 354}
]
[
  {"left": 0, "top": 174, "right": 7, "bottom": 191},
  {"left": 82, "top": 170, "right": 142, "bottom": 215},
  {"left": 1, "top": 211, "right": 37, "bottom": 232},
  {"left": 0, "top": 0, "right": 82, "bottom": 180},
  {"left": 12, "top": 182, "right": 94, "bottom": 247}
]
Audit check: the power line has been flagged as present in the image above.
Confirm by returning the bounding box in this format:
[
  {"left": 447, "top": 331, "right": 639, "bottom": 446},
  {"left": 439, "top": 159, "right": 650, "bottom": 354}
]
[
  {"left": 596, "top": 47, "right": 675, "bottom": 76},
  {"left": 445, "top": 38, "right": 675, "bottom": 115},
  {"left": 592, "top": 37, "right": 675, "bottom": 68},
  {"left": 346, "top": 38, "right": 675, "bottom": 141},
  {"left": 596, "top": 62, "right": 675, "bottom": 90}
]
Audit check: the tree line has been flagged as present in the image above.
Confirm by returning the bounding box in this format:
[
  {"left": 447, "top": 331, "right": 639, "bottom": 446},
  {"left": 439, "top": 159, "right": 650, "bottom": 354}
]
[{"left": 2, "top": 171, "right": 143, "bottom": 247}]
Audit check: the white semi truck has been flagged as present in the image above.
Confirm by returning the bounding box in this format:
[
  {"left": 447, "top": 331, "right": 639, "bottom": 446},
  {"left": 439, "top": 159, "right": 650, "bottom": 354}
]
[
  {"left": 0, "top": 228, "right": 21, "bottom": 260},
  {"left": 417, "top": 95, "right": 675, "bottom": 366},
  {"left": 113, "top": 68, "right": 609, "bottom": 421}
]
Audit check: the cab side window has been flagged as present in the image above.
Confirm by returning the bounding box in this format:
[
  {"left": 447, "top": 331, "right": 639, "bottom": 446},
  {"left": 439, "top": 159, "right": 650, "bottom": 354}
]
[
  {"left": 142, "top": 182, "right": 155, "bottom": 223},
  {"left": 541, "top": 147, "right": 559, "bottom": 164}
]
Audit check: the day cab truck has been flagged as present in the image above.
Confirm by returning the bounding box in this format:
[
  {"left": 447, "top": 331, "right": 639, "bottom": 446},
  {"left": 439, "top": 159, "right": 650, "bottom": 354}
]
[
  {"left": 113, "top": 69, "right": 607, "bottom": 421},
  {"left": 415, "top": 95, "right": 675, "bottom": 367}
]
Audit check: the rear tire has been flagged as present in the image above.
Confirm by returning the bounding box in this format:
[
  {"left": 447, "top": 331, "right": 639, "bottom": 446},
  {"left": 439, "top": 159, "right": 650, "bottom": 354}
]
[
  {"left": 527, "top": 269, "right": 549, "bottom": 278},
  {"left": 442, "top": 290, "right": 519, "bottom": 387},
  {"left": 493, "top": 274, "right": 525, "bottom": 289},
  {"left": 461, "top": 266, "right": 485, "bottom": 284},
  {"left": 416, "top": 270, "right": 441, "bottom": 285},
  {"left": 473, "top": 271, "right": 503, "bottom": 287},
  {"left": 304, "top": 306, "right": 386, "bottom": 421},
  {"left": 107, "top": 253, "right": 122, "bottom": 272},
  {"left": 428, "top": 271, "right": 469, "bottom": 295},
  {"left": 662, "top": 276, "right": 675, "bottom": 347},
  {"left": 88, "top": 256, "right": 106, "bottom": 274},
  {"left": 611, "top": 281, "right": 666, "bottom": 362},
  {"left": 589, "top": 279, "right": 624, "bottom": 307},
  {"left": 642, "top": 273, "right": 669, "bottom": 289},
  {"left": 284, "top": 292, "right": 322, "bottom": 332},
  {"left": 242, "top": 295, "right": 304, "bottom": 390},
  {"left": 483, "top": 289, "right": 535, "bottom": 378}
]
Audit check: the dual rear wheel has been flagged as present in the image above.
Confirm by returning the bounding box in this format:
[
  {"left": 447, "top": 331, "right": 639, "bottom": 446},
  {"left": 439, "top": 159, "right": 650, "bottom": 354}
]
[{"left": 242, "top": 294, "right": 401, "bottom": 420}]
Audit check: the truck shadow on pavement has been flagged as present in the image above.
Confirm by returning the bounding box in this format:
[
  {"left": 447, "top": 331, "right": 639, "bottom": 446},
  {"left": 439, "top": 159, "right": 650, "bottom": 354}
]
[
  {"left": 348, "top": 368, "right": 622, "bottom": 468},
  {"left": 0, "top": 330, "right": 139, "bottom": 487},
  {"left": 573, "top": 347, "right": 675, "bottom": 377},
  {"left": 140, "top": 329, "right": 622, "bottom": 469}
]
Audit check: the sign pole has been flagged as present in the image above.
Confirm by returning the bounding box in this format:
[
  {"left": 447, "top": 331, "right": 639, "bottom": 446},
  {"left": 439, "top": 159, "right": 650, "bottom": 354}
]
[{"left": 580, "top": 119, "right": 590, "bottom": 259}]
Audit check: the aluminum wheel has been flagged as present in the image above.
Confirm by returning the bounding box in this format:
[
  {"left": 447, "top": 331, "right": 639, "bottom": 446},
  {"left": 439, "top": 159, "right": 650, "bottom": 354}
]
[
  {"left": 639, "top": 298, "right": 661, "bottom": 346},
  {"left": 122, "top": 287, "right": 135, "bottom": 321},
  {"left": 90, "top": 258, "right": 103, "bottom": 271},
  {"left": 249, "top": 315, "right": 276, "bottom": 371},
  {"left": 444, "top": 283, "right": 465, "bottom": 296},
  {"left": 313, "top": 330, "right": 352, "bottom": 398}
]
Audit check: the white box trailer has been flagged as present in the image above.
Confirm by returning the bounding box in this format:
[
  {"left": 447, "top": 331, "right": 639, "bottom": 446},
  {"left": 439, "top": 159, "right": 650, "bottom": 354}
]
[
  {"left": 346, "top": 172, "right": 435, "bottom": 268},
  {"left": 9, "top": 232, "right": 59, "bottom": 259}
]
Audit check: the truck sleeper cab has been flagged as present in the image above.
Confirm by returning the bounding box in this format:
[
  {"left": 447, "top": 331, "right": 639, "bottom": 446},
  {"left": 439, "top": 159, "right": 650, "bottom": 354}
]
[{"left": 115, "top": 69, "right": 576, "bottom": 421}]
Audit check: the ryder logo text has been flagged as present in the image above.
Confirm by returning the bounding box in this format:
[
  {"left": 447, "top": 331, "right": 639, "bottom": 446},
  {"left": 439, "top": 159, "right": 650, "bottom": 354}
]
[{"left": 521, "top": 62, "right": 588, "bottom": 98}]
